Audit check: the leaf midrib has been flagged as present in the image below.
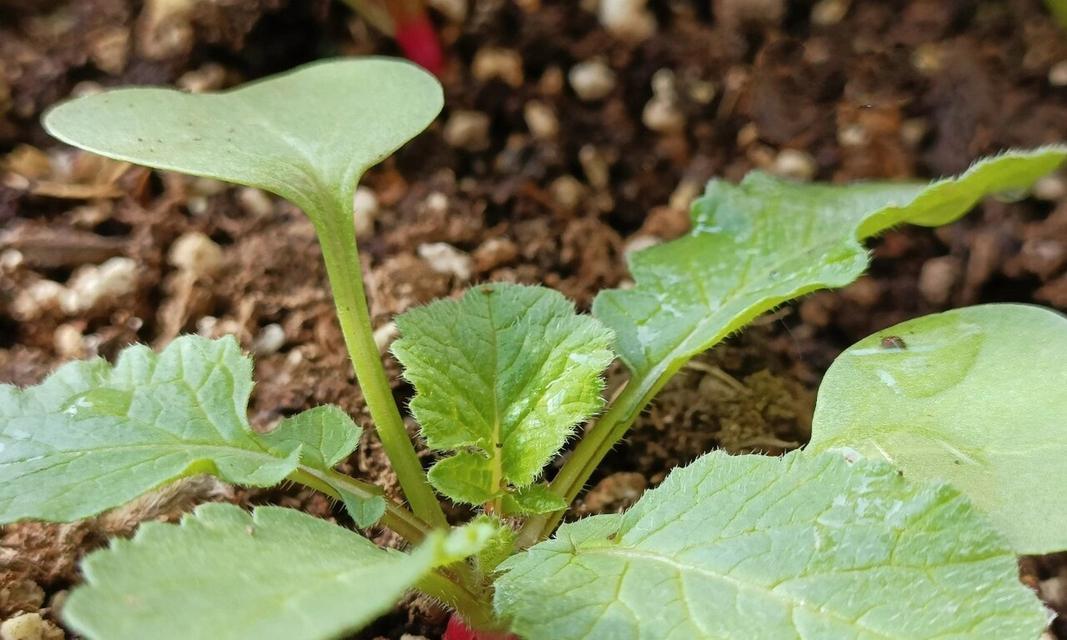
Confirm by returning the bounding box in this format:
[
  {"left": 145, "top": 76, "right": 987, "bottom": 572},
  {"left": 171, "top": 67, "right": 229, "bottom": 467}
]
[
  {"left": 485, "top": 293, "right": 504, "bottom": 500},
  {"left": 0, "top": 441, "right": 284, "bottom": 468}
]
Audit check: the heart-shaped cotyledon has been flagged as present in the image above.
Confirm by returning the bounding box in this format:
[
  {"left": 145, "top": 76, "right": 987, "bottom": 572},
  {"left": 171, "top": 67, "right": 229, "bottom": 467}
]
[{"left": 43, "top": 57, "right": 442, "bottom": 225}]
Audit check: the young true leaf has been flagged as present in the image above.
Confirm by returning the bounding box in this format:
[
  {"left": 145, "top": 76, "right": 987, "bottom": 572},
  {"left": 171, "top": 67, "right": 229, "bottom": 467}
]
[
  {"left": 42, "top": 58, "right": 442, "bottom": 229},
  {"left": 270, "top": 405, "right": 386, "bottom": 525},
  {"left": 0, "top": 336, "right": 380, "bottom": 525},
  {"left": 808, "top": 304, "right": 1067, "bottom": 554},
  {"left": 501, "top": 483, "right": 568, "bottom": 515},
  {"left": 393, "top": 284, "right": 614, "bottom": 508},
  {"left": 594, "top": 148, "right": 1067, "bottom": 387},
  {"left": 267, "top": 405, "right": 360, "bottom": 470},
  {"left": 496, "top": 451, "right": 1045, "bottom": 640},
  {"left": 336, "top": 485, "right": 388, "bottom": 529},
  {"left": 471, "top": 514, "right": 518, "bottom": 575},
  {"left": 63, "top": 503, "right": 493, "bottom": 640}
]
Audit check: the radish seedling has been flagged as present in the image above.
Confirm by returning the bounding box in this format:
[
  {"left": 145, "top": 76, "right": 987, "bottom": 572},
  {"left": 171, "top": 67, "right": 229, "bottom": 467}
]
[{"left": 6, "top": 56, "right": 1067, "bottom": 639}]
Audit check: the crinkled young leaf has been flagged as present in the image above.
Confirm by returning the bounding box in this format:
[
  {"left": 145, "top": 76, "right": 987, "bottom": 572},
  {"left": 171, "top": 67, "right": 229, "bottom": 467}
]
[
  {"left": 335, "top": 485, "right": 388, "bottom": 528},
  {"left": 808, "top": 304, "right": 1067, "bottom": 554},
  {"left": 496, "top": 451, "right": 1045, "bottom": 640},
  {"left": 471, "top": 514, "right": 518, "bottom": 574},
  {"left": 63, "top": 503, "right": 493, "bottom": 640},
  {"left": 42, "top": 58, "right": 442, "bottom": 226},
  {"left": 269, "top": 406, "right": 387, "bottom": 526},
  {"left": 427, "top": 452, "right": 496, "bottom": 504},
  {"left": 594, "top": 148, "right": 1067, "bottom": 386},
  {"left": 393, "top": 284, "right": 614, "bottom": 504},
  {"left": 0, "top": 335, "right": 368, "bottom": 524},
  {"left": 502, "top": 483, "right": 568, "bottom": 515},
  {"left": 265, "top": 405, "right": 359, "bottom": 470}
]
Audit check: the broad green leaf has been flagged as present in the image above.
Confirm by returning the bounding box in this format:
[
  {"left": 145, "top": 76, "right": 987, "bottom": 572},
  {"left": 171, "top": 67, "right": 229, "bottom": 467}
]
[
  {"left": 594, "top": 148, "right": 1067, "bottom": 389},
  {"left": 393, "top": 284, "right": 614, "bottom": 505},
  {"left": 0, "top": 335, "right": 371, "bottom": 524},
  {"left": 495, "top": 451, "right": 1045, "bottom": 640},
  {"left": 64, "top": 503, "right": 493, "bottom": 640},
  {"left": 808, "top": 304, "right": 1067, "bottom": 554},
  {"left": 42, "top": 58, "right": 443, "bottom": 226}
]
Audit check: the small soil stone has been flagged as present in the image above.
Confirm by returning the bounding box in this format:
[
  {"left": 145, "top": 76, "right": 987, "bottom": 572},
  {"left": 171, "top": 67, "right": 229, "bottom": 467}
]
[
  {"left": 443, "top": 111, "right": 491, "bottom": 152},
  {"left": 568, "top": 60, "right": 616, "bottom": 102},
  {"left": 0, "top": 613, "right": 63, "bottom": 640},
  {"left": 919, "top": 256, "right": 962, "bottom": 305}
]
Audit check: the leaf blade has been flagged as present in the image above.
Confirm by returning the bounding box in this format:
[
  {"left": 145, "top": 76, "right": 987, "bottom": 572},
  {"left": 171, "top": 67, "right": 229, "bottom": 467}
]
[
  {"left": 594, "top": 148, "right": 1067, "bottom": 383},
  {"left": 42, "top": 58, "right": 443, "bottom": 218},
  {"left": 502, "top": 483, "right": 568, "bottom": 515},
  {"left": 0, "top": 336, "right": 363, "bottom": 524},
  {"left": 496, "top": 451, "right": 1045, "bottom": 640},
  {"left": 393, "top": 284, "right": 614, "bottom": 504},
  {"left": 63, "top": 504, "right": 490, "bottom": 640},
  {"left": 262, "top": 404, "right": 360, "bottom": 470},
  {"left": 808, "top": 303, "right": 1067, "bottom": 554}
]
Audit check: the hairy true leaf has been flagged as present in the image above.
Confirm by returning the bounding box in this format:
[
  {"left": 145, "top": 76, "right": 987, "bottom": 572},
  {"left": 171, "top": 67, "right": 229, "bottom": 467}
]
[
  {"left": 393, "top": 284, "right": 614, "bottom": 506},
  {"left": 64, "top": 503, "right": 492, "bottom": 640},
  {"left": 266, "top": 405, "right": 360, "bottom": 470},
  {"left": 808, "top": 304, "right": 1067, "bottom": 554},
  {"left": 496, "top": 451, "right": 1045, "bottom": 640},
  {"left": 594, "top": 148, "right": 1067, "bottom": 390},
  {"left": 471, "top": 514, "right": 518, "bottom": 574},
  {"left": 336, "top": 485, "right": 388, "bottom": 528},
  {"left": 43, "top": 58, "right": 442, "bottom": 227},
  {"left": 502, "top": 483, "right": 568, "bottom": 515},
  {"left": 0, "top": 336, "right": 370, "bottom": 524}
]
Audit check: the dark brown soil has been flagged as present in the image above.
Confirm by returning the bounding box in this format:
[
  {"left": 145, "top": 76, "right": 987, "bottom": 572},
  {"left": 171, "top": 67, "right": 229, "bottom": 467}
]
[{"left": 2, "top": 1, "right": 1066, "bottom": 638}]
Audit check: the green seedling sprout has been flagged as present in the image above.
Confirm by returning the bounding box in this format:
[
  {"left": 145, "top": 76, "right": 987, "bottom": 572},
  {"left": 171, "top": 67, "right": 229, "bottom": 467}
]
[
  {"left": 42, "top": 57, "right": 450, "bottom": 532},
  {"left": 3, "top": 55, "right": 1066, "bottom": 639}
]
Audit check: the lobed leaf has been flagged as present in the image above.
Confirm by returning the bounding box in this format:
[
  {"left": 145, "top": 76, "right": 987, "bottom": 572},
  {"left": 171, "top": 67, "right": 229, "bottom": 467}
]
[
  {"left": 808, "top": 304, "right": 1067, "bottom": 554},
  {"left": 593, "top": 148, "right": 1067, "bottom": 388},
  {"left": 393, "top": 284, "right": 614, "bottom": 507},
  {"left": 0, "top": 335, "right": 375, "bottom": 524},
  {"left": 43, "top": 58, "right": 443, "bottom": 225},
  {"left": 63, "top": 503, "right": 493, "bottom": 640},
  {"left": 496, "top": 451, "right": 1046, "bottom": 640}
]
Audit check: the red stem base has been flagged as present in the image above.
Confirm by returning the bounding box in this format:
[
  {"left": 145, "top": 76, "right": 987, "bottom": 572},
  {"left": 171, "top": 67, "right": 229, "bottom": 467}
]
[
  {"left": 442, "top": 614, "right": 518, "bottom": 640},
  {"left": 394, "top": 15, "right": 445, "bottom": 76}
]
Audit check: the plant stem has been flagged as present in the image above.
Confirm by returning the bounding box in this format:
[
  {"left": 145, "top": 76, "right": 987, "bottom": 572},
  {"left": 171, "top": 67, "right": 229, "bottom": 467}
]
[
  {"left": 517, "top": 372, "right": 667, "bottom": 545},
  {"left": 295, "top": 471, "right": 494, "bottom": 626},
  {"left": 289, "top": 467, "right": 431, "bottom": 544},
  {"left": 417, "top": 570, "right": 498, "bottom": 631},
  {"left": 314, "top": 205, "right": 448, "bottom": 530}
]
